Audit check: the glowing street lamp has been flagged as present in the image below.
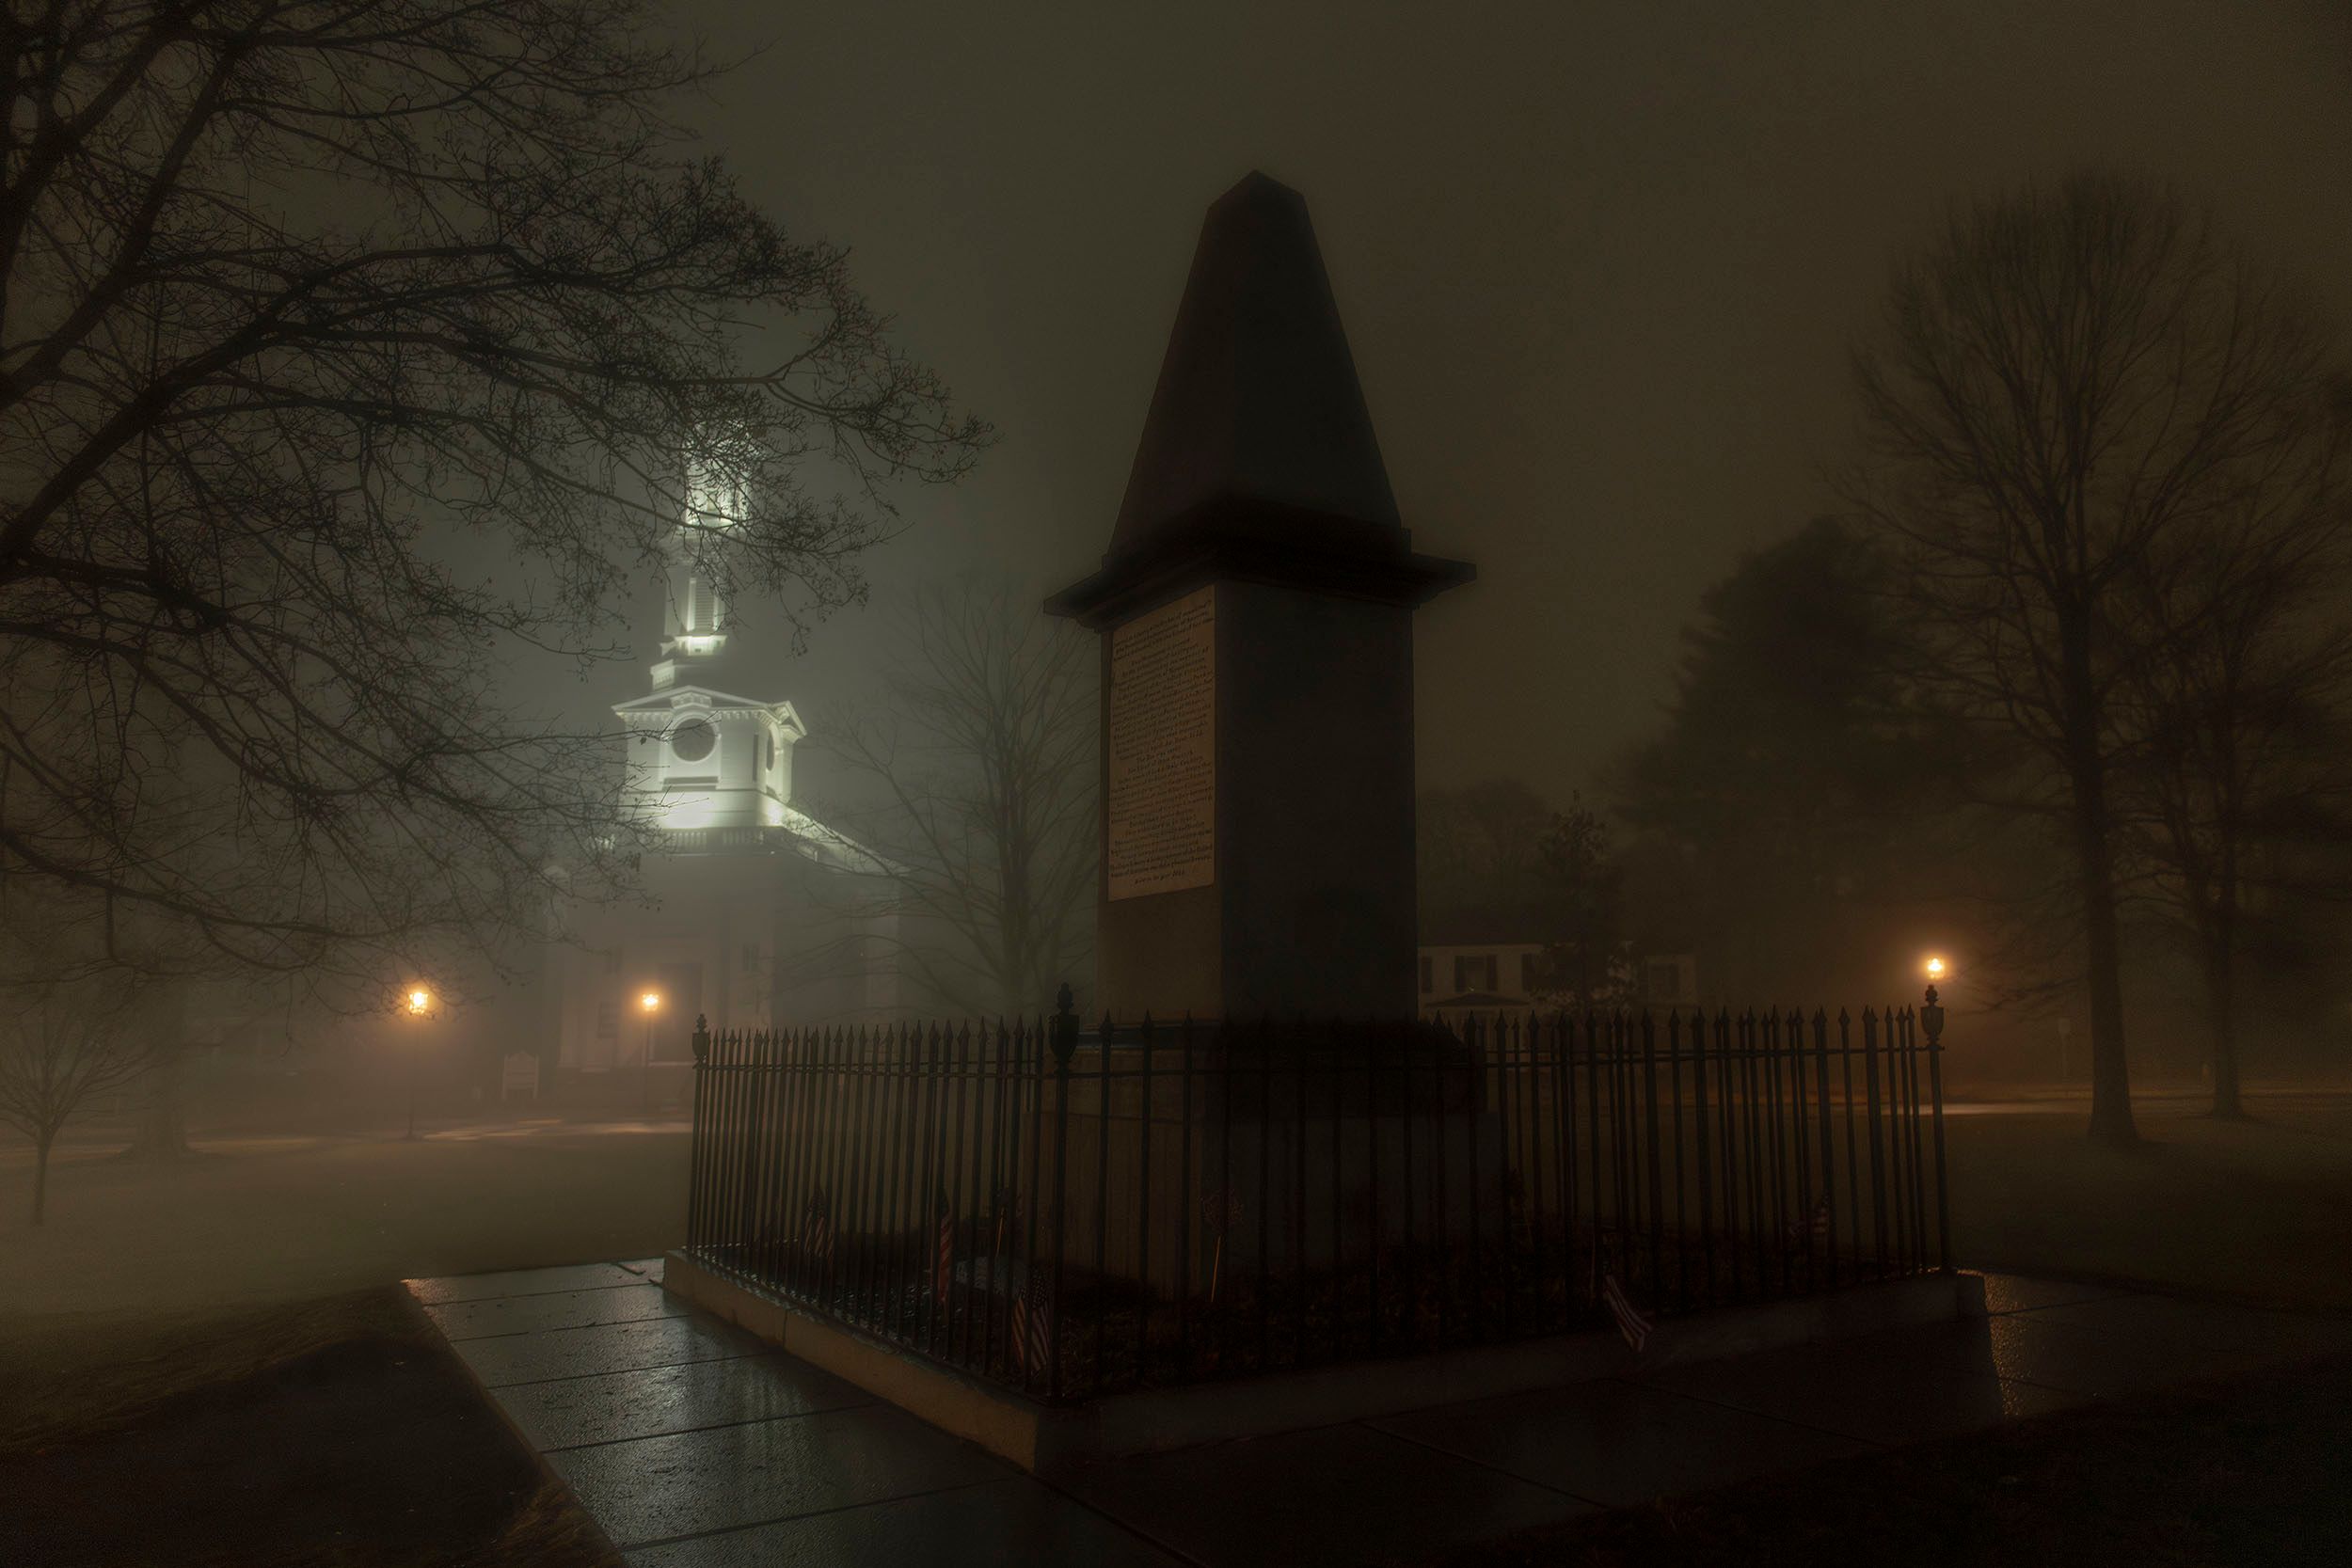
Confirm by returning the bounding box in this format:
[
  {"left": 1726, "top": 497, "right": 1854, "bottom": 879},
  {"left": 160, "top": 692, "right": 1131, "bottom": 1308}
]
[
  {"left": 1923, "top": 955, "right": 1947, "bottom": 984},
  {"left": 639, "top": 990, "right": 662, "bottom": 1112},
  {"left": 400, "top": 985, "right": 435, "bottom": 1140}
]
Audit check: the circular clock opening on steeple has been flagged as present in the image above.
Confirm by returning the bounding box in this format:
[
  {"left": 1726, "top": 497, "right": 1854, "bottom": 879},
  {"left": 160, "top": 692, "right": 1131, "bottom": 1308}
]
[{"left": 668, "top": 720, "right": 716, "bottom": 762}]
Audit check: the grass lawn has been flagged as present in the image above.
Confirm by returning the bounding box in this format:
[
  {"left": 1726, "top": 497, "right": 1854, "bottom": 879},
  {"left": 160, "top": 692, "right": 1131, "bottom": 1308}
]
[
  {"left": 1, "top": 1125, "right": 681, "bottom": 1568},
  {"left": 2, "top": 1288, "right": 623, "bottom": 1568},
  {"left": 0, "top": 1124, "right": 688, "bottom": 1317},
  {"left": 1944, "top": 1090, "right": 2352, "bottom": 1311}
]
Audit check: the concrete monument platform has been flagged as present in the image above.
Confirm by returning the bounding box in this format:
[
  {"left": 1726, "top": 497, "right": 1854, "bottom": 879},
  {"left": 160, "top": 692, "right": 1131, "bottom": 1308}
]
[
  {"left": 659, "top": 1245, "right": 1990, "bottom": 1471},
  {"left": 406, "top": 1260, "right": 2352, "bottom": 1565}
]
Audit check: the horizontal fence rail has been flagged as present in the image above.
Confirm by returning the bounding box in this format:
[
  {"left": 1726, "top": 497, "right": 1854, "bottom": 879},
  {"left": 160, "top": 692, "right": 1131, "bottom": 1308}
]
[{"left": 684, "top": 1001, "right": 1948, "bottom": 1405}]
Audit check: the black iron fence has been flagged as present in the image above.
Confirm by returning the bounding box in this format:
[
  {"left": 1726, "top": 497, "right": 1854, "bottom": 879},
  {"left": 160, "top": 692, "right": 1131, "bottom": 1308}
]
[{"left": 684, "top": 992, "right": 1949, "bottom": 1404}]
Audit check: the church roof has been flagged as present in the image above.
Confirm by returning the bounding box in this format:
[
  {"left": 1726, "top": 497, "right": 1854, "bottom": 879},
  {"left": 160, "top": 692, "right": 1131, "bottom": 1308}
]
[
  {"left": 772, "top": 803, "right": 904, "bottom": 879},
  {"left": 651, "top": 806, "right": 904, "bottom": 880},
  {"left": 1111, "top": 171, "right": 1401, "bottom": 554}
]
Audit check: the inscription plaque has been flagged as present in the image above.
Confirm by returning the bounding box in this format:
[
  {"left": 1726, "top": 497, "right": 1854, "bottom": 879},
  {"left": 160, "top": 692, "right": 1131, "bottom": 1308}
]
[{"left": 1107, "top": 584, "right": 1216, "bottom": 899}]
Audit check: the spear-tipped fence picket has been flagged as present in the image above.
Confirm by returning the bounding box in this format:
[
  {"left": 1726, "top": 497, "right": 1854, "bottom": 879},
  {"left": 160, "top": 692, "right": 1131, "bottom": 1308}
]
[{"left": 684, "top": 993, "right": 1948, "bottom": 1404}]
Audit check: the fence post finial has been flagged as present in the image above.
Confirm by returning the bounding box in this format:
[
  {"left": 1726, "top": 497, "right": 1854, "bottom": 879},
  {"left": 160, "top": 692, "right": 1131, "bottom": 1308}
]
[
  {"left": 1919, "top": 986, "right": 1945, "bottom": 1042},
  {"left": 691, "top": 1013, "right": 710, "bottom": 1062}
]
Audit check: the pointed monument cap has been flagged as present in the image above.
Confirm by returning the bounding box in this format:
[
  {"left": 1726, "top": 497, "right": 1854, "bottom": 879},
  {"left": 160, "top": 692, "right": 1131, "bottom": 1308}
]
[
  {"left": 1112, "top": 171, "right": 1399, "bottom": 550},
  {"left": 1048, "top": 174, "right": 1471, "bottom": 624}
]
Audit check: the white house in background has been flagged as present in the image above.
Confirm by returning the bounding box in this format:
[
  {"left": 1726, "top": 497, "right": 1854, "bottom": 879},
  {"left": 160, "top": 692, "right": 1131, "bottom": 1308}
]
[
  {"left": 1418, "top": 942, "right": 1548, "bottom": 1011},
  {"left": 1637, "top": 952, "right": 1700, "bottom": 1010},
  {"left": 1417, "top": 921, "right": 1701, "bottom": 1016},
  {"left": 544, "top": 465, "right": 899, "bottom": 1101}
]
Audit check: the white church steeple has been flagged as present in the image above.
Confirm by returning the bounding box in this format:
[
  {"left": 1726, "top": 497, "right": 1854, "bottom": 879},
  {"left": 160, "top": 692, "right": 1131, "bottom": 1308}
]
[{"left": 615, "top": 445, "right": 802, "bottom": 832}]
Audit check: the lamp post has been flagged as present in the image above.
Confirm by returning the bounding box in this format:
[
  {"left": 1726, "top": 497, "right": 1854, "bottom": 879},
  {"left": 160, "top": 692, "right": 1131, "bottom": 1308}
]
[
  {"left": 402, "top": 986, "right": 434, "bottom": 1140},
  {"left": 1918, "top": 958, "right": 1950, "bottom": 1273},
  {"left": 639, "top": 990, "right": 661, "bottom": 1113}
]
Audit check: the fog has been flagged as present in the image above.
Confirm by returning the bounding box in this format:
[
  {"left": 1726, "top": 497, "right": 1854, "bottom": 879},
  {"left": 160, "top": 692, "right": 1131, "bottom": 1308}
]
[
  {"left": 499, "top": 0, "right": 2352, "bottom": 802},
  {"left": 8, "top": 5, "right": 2352, "bottom": 1563}
]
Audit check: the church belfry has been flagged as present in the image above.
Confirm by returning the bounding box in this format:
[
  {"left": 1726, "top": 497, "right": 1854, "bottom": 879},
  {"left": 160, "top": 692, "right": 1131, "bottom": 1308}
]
[{"left": 615, "top": 454, "right": 802, "bottom": 832}]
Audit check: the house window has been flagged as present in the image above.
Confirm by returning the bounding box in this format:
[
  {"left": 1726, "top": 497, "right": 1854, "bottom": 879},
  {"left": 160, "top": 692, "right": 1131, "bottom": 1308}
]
[
  {"left": 1418, "top": 956, "right": 1433, "bottom": 994},
  {"left": 596, "top": 1002, "right": 617, "bottom": 1038},
  {"left": 764, "top": 734, "right": 775, "bottom": 770},
  {"left": 1520, "top": 952, "right": 1540, "bottom": 995},
  {"left": 741, "top": 944, "right": 759, "bottom": 973},
  {"left": 1454, "top": 954, "right": 1497, "bottom": 993}
]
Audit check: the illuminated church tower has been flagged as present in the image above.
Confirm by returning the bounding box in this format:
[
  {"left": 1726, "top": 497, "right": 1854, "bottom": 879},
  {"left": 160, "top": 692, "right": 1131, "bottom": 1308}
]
[
  {"left": 546, "top": 452, "right": 902, "bottom": 1095},
  {"left": 612, "top": 463, "right": 802, "bottom": 832}
]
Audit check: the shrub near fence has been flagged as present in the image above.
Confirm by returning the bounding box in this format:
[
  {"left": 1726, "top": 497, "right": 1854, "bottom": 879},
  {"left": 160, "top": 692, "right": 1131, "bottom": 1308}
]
[{"left": 684, "top": 991, "right": 1949, "bottom": 1405}]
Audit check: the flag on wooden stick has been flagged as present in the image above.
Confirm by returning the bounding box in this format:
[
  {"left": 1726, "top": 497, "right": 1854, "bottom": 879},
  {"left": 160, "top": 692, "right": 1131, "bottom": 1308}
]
[
  {"left": 1601, "top": 1273, "right": 1653, "bottom": 1354},
  {"left": 802, "top": 1188, "right": 834, "bottom": 1261}
]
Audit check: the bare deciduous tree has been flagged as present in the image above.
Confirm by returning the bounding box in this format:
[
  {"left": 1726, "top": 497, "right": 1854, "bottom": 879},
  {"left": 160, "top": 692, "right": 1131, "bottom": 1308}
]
[
  {"left": 1534, "top": 794, "right": 1625, "bottom": 1007},
  {"left": 801, "top": 579, "right": 1095, "bottom": 1017},
  {"left": 1418, "top": 778, "right": 1554, "bottom": 927},
  {"left": 0, "top": 2, "right": 987, "bottom": 990},
  {"left": 0, "top": 957, "right": 165, "bottom": 1226},
  {"left": 2115, "top": 384, "right": 2352, "bottom": 1116},
  {"left": 1847, "top": 172, "right": 2333, "bottom": 1146}
]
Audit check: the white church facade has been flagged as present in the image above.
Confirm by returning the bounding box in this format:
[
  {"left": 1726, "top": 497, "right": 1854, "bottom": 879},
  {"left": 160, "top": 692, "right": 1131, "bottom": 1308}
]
[{"left": 545, "top": 476, "right": 902, "bottom": 1101}]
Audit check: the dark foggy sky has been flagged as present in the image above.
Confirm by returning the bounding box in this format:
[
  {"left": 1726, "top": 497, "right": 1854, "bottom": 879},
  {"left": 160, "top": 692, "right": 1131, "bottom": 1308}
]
[{"left": 529, "top": 0, "right": 2352, "bottom": 804}]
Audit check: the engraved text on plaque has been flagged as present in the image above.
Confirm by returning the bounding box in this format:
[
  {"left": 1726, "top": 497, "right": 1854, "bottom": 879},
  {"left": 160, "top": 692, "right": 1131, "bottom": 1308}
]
[{"left": 1107, "top": 585, "right": 1216, "bottom": 899}]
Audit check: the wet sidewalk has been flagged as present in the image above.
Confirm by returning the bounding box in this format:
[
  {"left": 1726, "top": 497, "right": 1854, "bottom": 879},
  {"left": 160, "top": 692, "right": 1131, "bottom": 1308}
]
[{"left": 405, "top": 1263, "right": 2352, "bottom": 1566}]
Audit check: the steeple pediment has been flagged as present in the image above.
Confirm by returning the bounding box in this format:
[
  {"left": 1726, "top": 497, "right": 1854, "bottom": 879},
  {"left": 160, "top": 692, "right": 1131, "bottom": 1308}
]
[{"left": 614, "top": 687, "right": 803, "bottom": 729}]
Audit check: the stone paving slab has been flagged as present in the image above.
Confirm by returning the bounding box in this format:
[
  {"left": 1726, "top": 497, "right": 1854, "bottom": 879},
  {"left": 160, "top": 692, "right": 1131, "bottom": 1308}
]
[
  {"left": 1051, "top": 1419, "right": 1597, "bottom": 1565},
  {"left": 407, "top": 1262, "right": 645, "bottom": 1303},
  {"left": 453, "top": 1312, "right": 766, "bottom": 1389},
  {"left": 411, "top": 1265, "right": 2352, "bottom": 1568},
  {"left": 425, "top": 1282, "right": 687, "bottom": 1341},
  {"left": 1367, "top": 1377, "right": 1871, "bottom": 1507},
  {"left": 548, "top": 1404, "right": 1009, "bottom": 1550},
  {"left": 496, "top": 1353, "right": 875, "bottom": 1452},
  {"left": 625, "top": 1477, "right": 1187, "bottom": 1567}
]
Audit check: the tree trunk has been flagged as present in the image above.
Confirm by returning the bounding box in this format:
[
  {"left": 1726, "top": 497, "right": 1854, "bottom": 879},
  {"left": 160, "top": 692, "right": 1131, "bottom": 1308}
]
[
  {"left": 119, "top": 1044, "right": 194, "bottom": 1162},
  {"left": 2206, "top": 944, "right": 2244, "bottom": 1119},
  {"left": 31, "top": 1130, "right": 53, "bottom": 1227},
  {"left": 2061, "top": 622, "right": 2137, "bottom": 1148},
  {"left": 2203, "top": 838, "right": 2246, "bottom": 1117}
]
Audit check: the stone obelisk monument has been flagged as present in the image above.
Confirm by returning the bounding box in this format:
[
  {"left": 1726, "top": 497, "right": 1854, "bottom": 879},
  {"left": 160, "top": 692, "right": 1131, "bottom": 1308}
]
[{"left": 1047, "top": 172, "right": 1473, "bottom": 1021}]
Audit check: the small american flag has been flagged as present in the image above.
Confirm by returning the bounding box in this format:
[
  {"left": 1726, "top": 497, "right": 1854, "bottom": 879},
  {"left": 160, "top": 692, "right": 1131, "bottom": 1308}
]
[
  {"left": 1601, "top": 1272, "right": 1653, "bottom": 1355},
  {"left": 934, "top": 1205, "right": 956, "bottom": 1307},
  {"left": 1009, "top": 1264, "right": 1053, "bottom": 1373},
  {"left": 801, "top": 1188, "right": 834, "bottom": 1260}
]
